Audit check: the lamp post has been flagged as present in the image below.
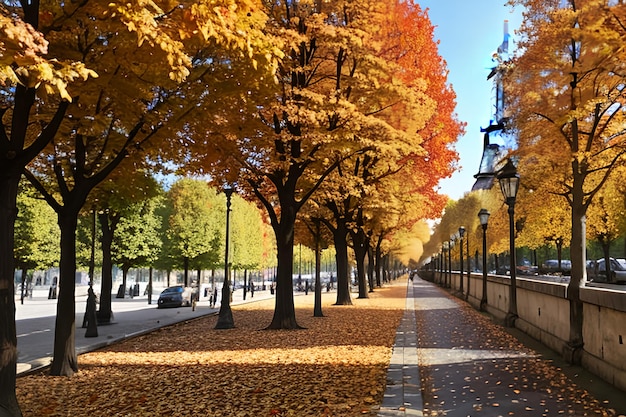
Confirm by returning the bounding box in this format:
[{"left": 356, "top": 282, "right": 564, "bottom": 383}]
[
  {"left": 298, "top": 243, "right": 302, "bottom": 287},
  {"left": 478, "top": 208, "right": 490, "bottom": 311},
  {"left": 458, "top": 226, "right": 465, "bottom": 294},
  {"left": 465, "top": 230, "right": 471, "bottom": 300},
  {"left": 442, "top": 242, "right": 449, "bottom": 286},
  {"left": 216, "top": 187, "right": 235, "bottom": 329},
  {"left": 84, "top": 208, "right": 98, "bottom": 337},
  {"left": 447, "top": 235, "right": 454, "bottom": 288},
  {"left": 498, "top": 159, "right": 520, "bottom": 326}
]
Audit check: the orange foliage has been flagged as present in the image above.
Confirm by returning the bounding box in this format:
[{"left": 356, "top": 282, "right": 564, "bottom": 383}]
[{"left": 377, "top": 0, "right": 463, "bottom": 217}]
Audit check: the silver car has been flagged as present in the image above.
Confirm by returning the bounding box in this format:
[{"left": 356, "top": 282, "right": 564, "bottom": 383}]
[{"left": 588, "top": 258, "right": 626, "bottom": 283}]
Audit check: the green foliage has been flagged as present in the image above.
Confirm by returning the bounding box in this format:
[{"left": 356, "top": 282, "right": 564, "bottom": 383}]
[
  {"left": 166, "top": 178, "right": 225, "bottom": 270},
  {"left": 14, "top": 183, "right": 60, "bottom": 271},
  {"left": 230, "top": 194, "right": 266, "bottom": 271},
  {"left": 75, "top": 210, "right": 102, "bottom": 272},
  {"left": 112, "top": 195, "right": 163, "bottom": 272}
]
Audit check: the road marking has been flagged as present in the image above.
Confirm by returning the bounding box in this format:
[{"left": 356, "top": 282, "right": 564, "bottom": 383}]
[{"left": 17, "top": 328, "right": 51, "bottom": 338}]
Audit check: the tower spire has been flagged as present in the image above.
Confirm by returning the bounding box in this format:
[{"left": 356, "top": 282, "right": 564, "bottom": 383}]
[{"left": 472, "top": 20, "right": 509, "bottom": 191}]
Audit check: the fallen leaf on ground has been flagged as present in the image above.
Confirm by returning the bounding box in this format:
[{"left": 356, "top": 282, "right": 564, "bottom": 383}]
[{"left": 17, "top": 281, "right": 407, "bottom": 416}]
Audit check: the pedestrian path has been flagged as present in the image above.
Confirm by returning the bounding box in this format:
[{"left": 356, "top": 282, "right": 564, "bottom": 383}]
[
  {"left": 378, "top": 279, "right": 423, "bottom": 416},
  {"left": 378, "top": 276, "right": 626, "bottom": 417}
]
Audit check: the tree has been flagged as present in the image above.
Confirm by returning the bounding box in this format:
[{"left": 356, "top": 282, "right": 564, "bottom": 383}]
[
  {"left": 377, "top": 0, "right": 461, "bottom": 209},
  {"left": 515, "top": 187, "right": 571, "bottom": 270},
  {"left": 200, "top": 0, "right": 435, "bottom": 328},
  {"left": 506, "top": 0, "right": 626, "bottom": 362},
  {"left": 14, "top": 182, "right": 60, "bottom": 304},
  {"left": 586, "top": 176, "right": 625, "bottom": 281},
  {"left": 298, "top": 216, "right": 330, "bottom": 317},
  {"left": 112, "top": 195, "right": 163, "bottom": 294},
  {"left": 0, "top": 4, "right": 97, "bottom": 413},
  {"left": 338, "top": 0, "right": 462, "bottom": 298},
  {"left": 90, "top": 169, "right": 162, "bottom": 321},
  {"left": 2, "top": 4, "right": 278, "bottom": 407},
  {"left": 166, "top": 178, "right": 224, "bottom": 286},
  {"left": 292, "top": 0, "right": 461, "bottom": 305},
  {"left": 230, "top": 194, "right": 268, "bottom": 299}
]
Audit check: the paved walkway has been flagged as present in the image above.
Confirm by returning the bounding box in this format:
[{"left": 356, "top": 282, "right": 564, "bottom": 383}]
[
  {"left": 378, "top": 278, "right": 423, "bottom": 416},
  {"left": 378, "top": 276, "right": 626, "bottom": 417}
]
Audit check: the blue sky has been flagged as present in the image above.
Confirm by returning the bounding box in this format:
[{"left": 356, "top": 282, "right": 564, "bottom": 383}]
[{"left": 417, "top": 1, "right": 523, "bottom": 200}]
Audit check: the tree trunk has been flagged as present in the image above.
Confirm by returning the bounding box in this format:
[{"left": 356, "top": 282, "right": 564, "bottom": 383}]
[
  {"left": 375, "top": 234, "right": 383, "bottom": 287},
  {"left": 0, "top": 67, "right": 67, "bottom": 413},
  {"left": 243, "top": 269, "right": 248, "bottom": 301},
  {"left": 313, "top": 221, "right": 324, "bottom": 318},
  {"left": 183, "top": 256, "right": 189, "bottom": 287},
  {"left": 0, "top": 173, "right": 20, "bottom": 416},
  {"left": 49, "top": 212, "right": 79, "bottom": 376},
  {"left": 565, "top": 168, "right": 586, "bottom": 364},
  {"left": 383, "top": 254, "right": 389, "bottom": 283},
  {"left": 351, "top": 230, "right": 368, "bottom": 299},
  {"left": 19, "top": 268, "right": 27, "bottom": 305},
  {"left": 367, "top": 244, "right": 375, "bottom": 292},
  {"left": 332, "top": 221, "right": 352, "bottom": 305},
  {"left": 148, "top": 267, "right": 153, "bottom": 305},
  {"left": 196, "top": 269, "right": 201, "bottom": 300},
  {"left": 97, "top": 212, "right": 116, "bottom": 323},
  {"left": 557, "top": 239, "right": 564, "bottom": 272},
  {"left": 266, "top": 205, "right": 302, "bottom": 329}
]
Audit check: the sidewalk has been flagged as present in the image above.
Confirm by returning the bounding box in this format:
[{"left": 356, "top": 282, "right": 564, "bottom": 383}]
[
  {"left": 378, "top": 276, "right": 626, "bottom": 417},
  {"left": 378, "top": 278, "right": 423, "bottom": 416}
]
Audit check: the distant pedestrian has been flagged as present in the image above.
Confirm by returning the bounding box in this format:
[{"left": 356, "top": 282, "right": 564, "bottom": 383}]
[{"left": 48, "top": 276, "right": 58, "bottom": 299}]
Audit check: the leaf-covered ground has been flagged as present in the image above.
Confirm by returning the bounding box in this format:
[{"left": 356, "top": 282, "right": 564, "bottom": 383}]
[
  {"left": 414, "top": 290, "right": 624, "bottom": 417},
  {"left": 16, "top": 278, "right": 623, "bottom": 416},
  {"left": 16, "top": 282, "right": 406, "bottom": 417}
]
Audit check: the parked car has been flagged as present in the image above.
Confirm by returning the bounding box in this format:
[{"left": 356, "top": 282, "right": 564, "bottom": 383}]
[
  {"left": 587, "top": 258, "right": 626, "bottom": 284},
  {"left": 539, "top": 259, "right": 572, "bottom": 275},
  {"left": 157, "top": 286, "right": 195, "bottom": 308},
  {"left": 516, "top": 258, "right": 538, "bottom": 276}
]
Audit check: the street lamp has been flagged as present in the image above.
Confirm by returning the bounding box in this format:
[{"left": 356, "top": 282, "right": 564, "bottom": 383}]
[
  {"left": 498, "top": 159, "right": 520, "bottom": 326},
  {"left": 298, "top": 243, "right": 302, "bottom": 287},
  {"left": 442, "top": 241, "right": 449, "bottom": 287},
  {"left": 478, "top": 208, "right": 490, "bottom": 311},
  {"left": 458, "top": 226, "right": 465, "bottom": 294},
  {"left": 448, "top": 237, "right": 454, "bottom": 288},
  {"left": 216, "top": 186, "right": 235, "bottom": 329},
  {"left": 465, "top": 230, "right": 471, "bottom": 300}
]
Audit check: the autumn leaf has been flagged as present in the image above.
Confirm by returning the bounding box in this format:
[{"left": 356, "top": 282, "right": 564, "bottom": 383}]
[{"left": 16, "top": 281, "right": 407, "bottom": 416}]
